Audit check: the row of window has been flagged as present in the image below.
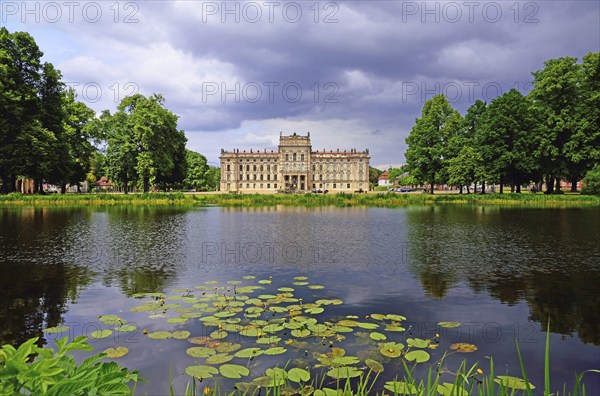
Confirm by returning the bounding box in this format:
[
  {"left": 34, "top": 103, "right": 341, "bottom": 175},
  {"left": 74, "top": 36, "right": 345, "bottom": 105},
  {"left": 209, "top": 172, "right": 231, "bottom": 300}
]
[{"left": 224, "top": 182, "right": 360, "bottom": 190}]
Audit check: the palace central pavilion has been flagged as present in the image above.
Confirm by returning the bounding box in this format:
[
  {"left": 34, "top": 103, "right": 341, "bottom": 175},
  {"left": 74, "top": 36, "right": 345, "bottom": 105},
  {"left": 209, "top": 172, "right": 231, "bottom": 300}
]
[{"left": 219, "top": 133, "right": 370, "bottom": 193}]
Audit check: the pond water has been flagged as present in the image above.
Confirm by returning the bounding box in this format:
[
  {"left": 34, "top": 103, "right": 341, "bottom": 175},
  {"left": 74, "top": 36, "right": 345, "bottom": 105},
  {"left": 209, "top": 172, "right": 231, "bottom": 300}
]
[{"left": 1, "top": 205, "right": 599, "bottom": 394}]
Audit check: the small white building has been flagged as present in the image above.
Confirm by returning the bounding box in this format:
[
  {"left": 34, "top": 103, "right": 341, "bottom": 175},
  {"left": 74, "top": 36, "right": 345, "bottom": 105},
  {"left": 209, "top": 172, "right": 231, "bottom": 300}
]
[{"left": 378, "top": 171, "right": 392, "bottom": 187}]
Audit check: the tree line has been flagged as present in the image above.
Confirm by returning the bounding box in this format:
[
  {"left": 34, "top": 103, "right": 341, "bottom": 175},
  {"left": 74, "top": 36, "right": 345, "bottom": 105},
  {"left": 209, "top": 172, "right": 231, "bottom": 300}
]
[
  {"left": 0, "top": 28, "right": 219, "bottom": 194},
  {"left": 404, "top": 53, "right": 599, "bottom": 194}
]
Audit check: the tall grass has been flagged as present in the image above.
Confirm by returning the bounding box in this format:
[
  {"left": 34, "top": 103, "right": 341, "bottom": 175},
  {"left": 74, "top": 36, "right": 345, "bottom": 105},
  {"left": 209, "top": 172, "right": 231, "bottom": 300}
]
[{"left": 1, "top": 192, "right": 599, "bottom": 207}]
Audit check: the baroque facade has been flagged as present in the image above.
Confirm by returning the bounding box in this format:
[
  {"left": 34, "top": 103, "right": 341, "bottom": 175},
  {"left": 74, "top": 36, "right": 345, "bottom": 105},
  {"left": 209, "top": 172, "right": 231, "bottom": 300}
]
[{"left": 219, "top": 133, "right": 370, "bottom": 193}]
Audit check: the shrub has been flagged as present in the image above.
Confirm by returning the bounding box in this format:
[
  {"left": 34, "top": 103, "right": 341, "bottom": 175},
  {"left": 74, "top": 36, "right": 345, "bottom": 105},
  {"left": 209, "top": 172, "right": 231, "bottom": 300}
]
[
  {"left": 581, "top": 165, "right": 600, "bottom": 196},
  {"left": 0, "top": 336, "right": 142, "bottom": 395}
]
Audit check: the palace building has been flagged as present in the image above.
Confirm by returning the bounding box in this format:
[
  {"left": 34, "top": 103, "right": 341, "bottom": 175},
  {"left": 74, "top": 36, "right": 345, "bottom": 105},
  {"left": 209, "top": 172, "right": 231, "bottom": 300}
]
[{"left": 219, "top": 132, "right": 370, "bottom": 193}]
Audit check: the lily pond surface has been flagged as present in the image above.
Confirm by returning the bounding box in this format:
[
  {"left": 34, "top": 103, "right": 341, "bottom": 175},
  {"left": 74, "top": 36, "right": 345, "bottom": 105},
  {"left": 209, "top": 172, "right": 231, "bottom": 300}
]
[{"left": 1, "top": 205, "right": 599, "bottom": 394}]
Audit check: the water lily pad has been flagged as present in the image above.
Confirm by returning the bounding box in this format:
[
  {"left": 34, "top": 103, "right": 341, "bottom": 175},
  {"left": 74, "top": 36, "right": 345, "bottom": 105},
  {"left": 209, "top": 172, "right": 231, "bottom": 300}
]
[
  {"left": 291, "top": 329, "right": 311, "bottom": 338},
  {"left": 235, "top": 348, "right": 263, "bottom": 358},
  {"left": 44, "top": 325, "right": 69, "bottom": 334},
  {"left": 407, "top": 338, "right": 429, "bottom": 348},
  {"left": 305, "top": 307, "right": 324, "bottom": 314},
  {"left": 330, "top": 356, "right": 360, "bottom": 366},
  {"left": 370, "top": 314, "right": 387, "bottom": 321},
  {"left": 386, "top": 314, "right": 406, "bottom": 322},
  {"left": 438, "top": 321, "right": 461, "bottom": 328},
  {"left": 167, "top": 317, "right": 189, "bottom": 324},
  {"left": 258, "top": 279, "right": 272, "bottom": 285},
  {"left": 294, "top": 276, "right": 308, "bottom": 281},
  {"left": 210, "top": 330, "right": 228, "bottom": 339},
  {"left": 205, "top": 280, "right": 219, "bottom": 285},
  {"left": 494, "top": 376, "right": 536, "bottom": 390},
  {"left": 450, "top": 343, "right": 478, "bottom": 353},
  {"left": 404, "top": 350, "right": 430, "bottom": 363},
  {"left": 172, "top": 330, "right": 191, "bottom": 339},
  {"left": 288, "top": 368, "right": 311, "bottom": 383},
  {"left": 384, "top": 381, "right": 418, "bottom": 394},
  {"left": 187, "top": 347, "right": 217, "bottom": 358},
  {"left": 308, "top": 285, "right": 325, "bottom": 289},
  {"left": 356, "top": 322, "right": 379, "bottom": 330},
  {"left": 235, "top": 382, "right": 259, "bottom": 392},
  {"left": 437, "top": 383, "right": 468, "bottom": 396},
  {"left": 205, "top": 353, "right": 233, "bottom": 364},
  {"left": 242, "top": 275, "right": 256, "bottom": 280},
  {"left": 115, "top": 324, "right": 137, "bottom": 332},
  {"left": 220, "top": 364, "right": 250, "bottom": 379},
  {"left": 365, "top": 359, "right": 384, "bottom": 373},
  {"left": 293, "top": 282, "right": 309, "bottom": 286},
  {"left": 384, "top": 324, "right": 405, "bottom": 332},
  {"left": 369, "top": 332, "right": 387, "bottom": 341},
  {"left": 147, "top": 331, "right": 171, "bottom": 340},
  {"left": 185, "top": 365, "right": 219, "bottom": 379},
  {"left": 278, "top": 287, "right": 295, "bottom": 292},
  {"left": 98, "top": 315, "right": 122, "bottom": 325},
  {"left": 103, "top": 346, "right": 128, "bottom": 358},
  {"left": 379, "top": 342, "right": 403, "bottom": 358},
  {"left": 327, "top": 366, "right": 362, "bottom": 379},
  {"left": 256, "top": 336, "right": 281, "bottom": 344},
  {"left": 90, "top": 329, "right": 112, "bottom": 339},
  {"left": 188, "top": 336, "right": 212, "bottom": 344},
  {"left": 314, "top": 388, "right": 340, "bottom": 396},
  {"left": 263, "top": 347, "right": 287, "bottom": 355}
]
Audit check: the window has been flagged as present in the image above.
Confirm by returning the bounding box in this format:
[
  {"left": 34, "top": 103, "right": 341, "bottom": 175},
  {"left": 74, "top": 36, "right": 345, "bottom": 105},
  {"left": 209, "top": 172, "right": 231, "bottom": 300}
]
[
  {"left": 246, "top": 174, "right": 249, "bottom": 181},
  {"left": 333, "top": 183, "right": 336, "bottom": 188},
  {"left": 260, "top": 165, "right": 263, "bottom": 171},
  {"left": 293, "top": 153, "right": 297, "bottom": 161},
  {"left": 260, "top": 183, "right": 263, "bottom": 188},
  {"left": 347, "top": 183, "right": 350, "bottom": 189},
  {"left": 267, "top": 165, "right": 270, "bottom": 172},
  {"left": 267, "top": 174, "right": 270, "bottom": 181},
  {"left": 253, "top": 183, "right": 256, "bottom": 188},
  {"left": 301, "top": 153, "right": 304, "bottom": 161},
  {"left": 246, "top": 183, "right": 249, "bottom": 188},
  {"left": 267, "top": 183, "right": 270, "bottom": 189},
  {"left": 239, "top": 164, "right": 242, "bottom": 171},
  {"left": 227, "top": 164, "right": 230, "bottom": 171},
  {"left": 312, "top": 164, "right": 315, "bottom": 171},
  {"left": 274, "top": 184, "right": 277, "bottom": 188},
  {"left": 285, "top": 154, "right": 289, "bottom": 161},
  {"left": 319, "top": 183, "right": 322, "bottom": 188},
  {"left": 253, "top": 174, "right": 257, "bottom": 180},
  {"left": 253, "top": 165, "right": 257, "bottom": 171},
  {"left": 260, "top": 174, "right": 263, "bottom": 181},
  {"left": 319, "top": 164, "right": 323, "bottom": 171},
  {"left": 274, "top": 174, "right": 277, "bottom": 181},
  {"left": 246, "top": 165, "right": 250, "bottom": 171},
  {"left": 274, "top": 165, "right": 277, "bottom": 172},
  {"left": 319, "top": 174, "right": 323, "bottom": 181}
]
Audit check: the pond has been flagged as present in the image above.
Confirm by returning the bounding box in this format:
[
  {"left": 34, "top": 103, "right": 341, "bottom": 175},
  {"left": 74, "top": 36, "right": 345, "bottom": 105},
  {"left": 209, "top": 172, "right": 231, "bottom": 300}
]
[{"left": 1, "top": 205, "right": 599, "bottom": 394}]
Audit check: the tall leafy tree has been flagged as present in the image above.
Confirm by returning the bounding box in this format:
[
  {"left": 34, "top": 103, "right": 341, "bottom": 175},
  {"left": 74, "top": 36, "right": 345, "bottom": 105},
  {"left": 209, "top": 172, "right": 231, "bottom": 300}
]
[
  {"left": 183, "top": 150, "right": 209, "bottom": 191},
  {"left": 479, "top": 89, "right": 536, "bottom": 193},
  {"left": 405, "top": 94, "right": 461, "bottom": 193},
  {"left": 567, "top": 52, "right": 600, "bottom": 191},
  {"left": 102, "top": 94, "right": 186, "bottom": 192},
  {"left": 529, "top": 57, "right": 580, "bottom": 193},
  {"left": 0, "top": 28, "right": 43, "bottom": 193}
]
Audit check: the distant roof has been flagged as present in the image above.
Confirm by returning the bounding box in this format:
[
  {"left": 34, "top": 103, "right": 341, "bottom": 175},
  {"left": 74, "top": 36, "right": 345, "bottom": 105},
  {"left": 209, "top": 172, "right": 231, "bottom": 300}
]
[
  {"left": 95, "top": 176, "right": 112, "bottom": 187},
  {"left": 379, "top": 171, "right": 388, "bottom": 180}
]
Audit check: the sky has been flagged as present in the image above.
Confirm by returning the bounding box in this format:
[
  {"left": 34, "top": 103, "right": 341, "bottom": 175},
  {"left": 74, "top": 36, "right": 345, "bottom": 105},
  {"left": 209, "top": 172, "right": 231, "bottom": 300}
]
[{"left": 2, "top": 1, "right": 599, "bottom": 168}]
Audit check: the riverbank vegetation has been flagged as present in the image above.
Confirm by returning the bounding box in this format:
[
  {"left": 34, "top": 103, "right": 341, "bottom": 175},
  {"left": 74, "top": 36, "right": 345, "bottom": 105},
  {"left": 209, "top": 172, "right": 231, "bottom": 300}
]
[{"left": 0, "top": 192, "right": 598, "bottom": 207}]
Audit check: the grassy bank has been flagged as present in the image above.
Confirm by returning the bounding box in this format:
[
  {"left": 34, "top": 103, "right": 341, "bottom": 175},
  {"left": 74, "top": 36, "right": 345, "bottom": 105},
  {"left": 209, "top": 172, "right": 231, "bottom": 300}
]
[{"left": 0, "top": 192, "right": 599, "bottom": 207}]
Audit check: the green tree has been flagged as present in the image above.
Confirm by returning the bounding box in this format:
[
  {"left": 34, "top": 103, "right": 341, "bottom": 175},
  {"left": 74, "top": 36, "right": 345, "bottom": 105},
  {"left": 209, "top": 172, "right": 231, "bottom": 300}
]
[
  {"left": 0, "top": 28, "right": 43, "bottom": 193},
  {"left": 369, "top": 167, "right": 383, "bottom": 186},
  {"left": 529, "top": 57, "right": 580, "bottom": 193},
  {"left": 101, "top": 94, "right": 186, "bottom": 193},
  {"left": 405, "top": 94, "right": 461, "bottom": 193},
  {"left": 479, "top": 89, "right": 536, "bottom": 193},
  {"left": 581, "top": 164, "right": 600, "bottom": 196},
  {"left": 183, "top": 150, "right": 209, "bottom": 191},
  {"left": 62, "top": 89, "right": 96, "bottom": 191},
  {"left": 446, "top": 146, "right": 485, "bottom": 193},
  {"left": 205, "top": 166, "right": 221, "bottom": 191},
  {"left": 566, "top": 52, "right": 600, "bottom": 191}
]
